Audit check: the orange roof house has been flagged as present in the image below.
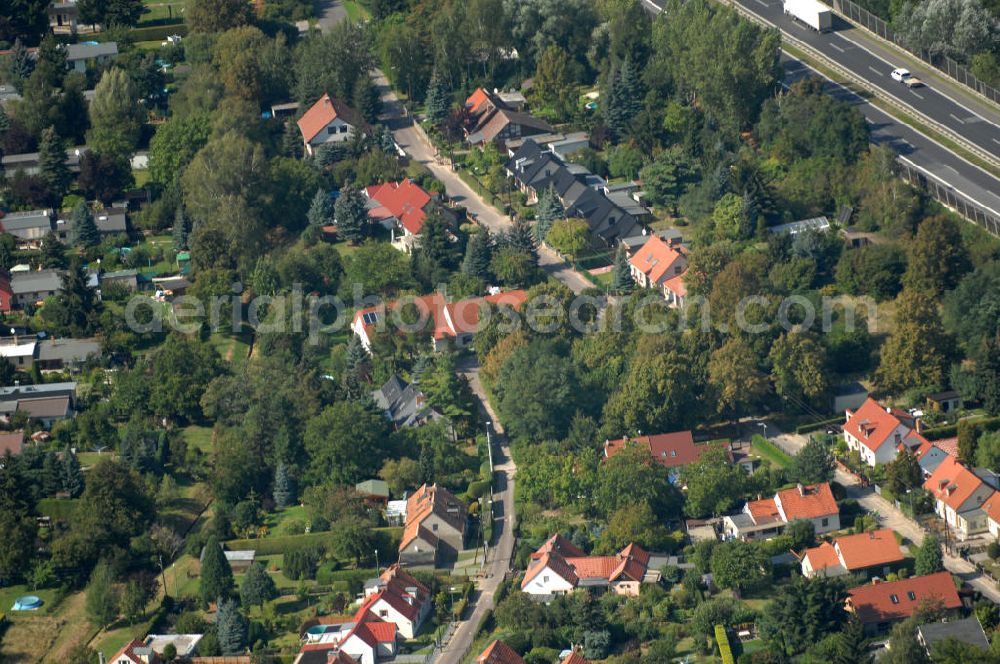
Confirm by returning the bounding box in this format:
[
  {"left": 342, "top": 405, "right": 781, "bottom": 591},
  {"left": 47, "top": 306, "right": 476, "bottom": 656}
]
[
  {"left": 297, "top": 93, "right": 368, "bottom": 156},
  {"left": 398, "top": 483, "right": 468, "bottom": 566},
  {"left": 843, "top": 397, "right": 916, "bottom": 466},
  {"left": 365, "top": 180, "right": 434, "bottom": 237},
  {"left": 109, "top": 640, "right": 161, "bottom": 664},
  {"left": 846, "top": 572, "right": 961, "bottom": 633},
  {"left": 521, "top": 535, "right": 652, "bottom": 596},
  {"left": 723, "top": 483, "right": 840, "bottom": 541},
  {"left": 477, "top": 640, "right": 525, "bottom": 664},
  {"left": 463, "top": 88, "right": 554, "bottom": 146},
  {"left": 602, "top": 430, "right": 708, "bottom": 471},
  {"left": 627, "top": 234, "right": 688, "bottom": 306},
  {"left": 800, "top": 528, "right": 904, "bottom": 578},
  {"left": 923, "top": 455, "right": 994, "bottom": 540},
  {"left": 351, "top": 290, "right": 528, "bottom": 353}
]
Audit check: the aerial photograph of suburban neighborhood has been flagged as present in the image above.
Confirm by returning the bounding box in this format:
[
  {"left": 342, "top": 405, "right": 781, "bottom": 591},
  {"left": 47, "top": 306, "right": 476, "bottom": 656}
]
[{"left": 2, "top": 0, "right": 1000, "bottom": 660}]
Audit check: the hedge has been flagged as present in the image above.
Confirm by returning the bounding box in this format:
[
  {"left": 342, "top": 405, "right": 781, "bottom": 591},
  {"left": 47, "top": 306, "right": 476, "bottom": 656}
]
[
  {"left": 227, "top": 526, "right": 402, "bottom": 556},
  {"left": 923, "top": 416, "right": 1000, "bottom": 441},
  {"left": 795, "top": 417, "right": 842, "bottom": 434},
  {"left": 127, "top": 23, "right": 188, "bottom": 43},
  {"left": 716, "top": 624, "right": 735, "bottom": 664}
]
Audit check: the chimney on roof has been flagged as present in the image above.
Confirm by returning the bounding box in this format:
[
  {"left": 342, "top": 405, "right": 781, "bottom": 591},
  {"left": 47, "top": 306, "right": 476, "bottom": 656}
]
[
  {"left": 871, "top": 578, "right": 881, "bottom": 585},
  {"left": 797, "top": 483, "right": 804, "bottom": 496},
  {"left": 869, "top": 532, "right": 876, "bottom": 539},
  {"left": 886, "top": 406, "right": 892, "bottom": 414},
  {"left": 916, "top": 418, "right": 924, "bottom": 433},
  {"left": 939, "top": 480, "right": 949, "bottom": 490}
]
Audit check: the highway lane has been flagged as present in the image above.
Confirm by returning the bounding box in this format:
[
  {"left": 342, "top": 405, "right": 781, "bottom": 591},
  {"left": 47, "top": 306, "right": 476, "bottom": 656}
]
[{"left": 724, "top": 0, "right": 1000, "bottom": 162}]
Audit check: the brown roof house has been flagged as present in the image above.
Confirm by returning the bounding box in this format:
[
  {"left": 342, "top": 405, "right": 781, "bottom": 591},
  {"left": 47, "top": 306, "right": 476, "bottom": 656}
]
[
  {"left": 464, "top": 88, "right": 554, "bottom": 147},
  {"left": 398, "top": 483, "right": 467, "bottom": 566},
  {"left": 298, "top": 93, "right": 368, "bottom": 157}
]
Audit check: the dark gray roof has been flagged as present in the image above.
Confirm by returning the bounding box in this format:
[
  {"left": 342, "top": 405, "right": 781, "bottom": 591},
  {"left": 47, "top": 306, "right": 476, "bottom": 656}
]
[
  {"left": 11, "top": 270, "right": 63, "bottom": 295},
  {"left": 918, "top": 617, "right": 989, "bottom": 651},
  {"left": 15, "top": 395, "right": 72, "bottom": 419},
  {"left": 918, "top": 446, "right": 950, "bottom": 475},
  {"left": 65, "top": 42, "right": 118, "bottom": 61},
  {"left": 372, "top": 374, "right": 442, "bottom": 428},
  {"left": 1, "top": 210, "right": 53, "bottom": 232},
  {"left": 94, "top": 208, "right": 127, "bottom": 234}
]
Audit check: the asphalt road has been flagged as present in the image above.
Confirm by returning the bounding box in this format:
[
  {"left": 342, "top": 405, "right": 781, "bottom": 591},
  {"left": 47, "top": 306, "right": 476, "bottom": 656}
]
[{"left": 720, "top": 0, "right": 1000, "bottom": 161}]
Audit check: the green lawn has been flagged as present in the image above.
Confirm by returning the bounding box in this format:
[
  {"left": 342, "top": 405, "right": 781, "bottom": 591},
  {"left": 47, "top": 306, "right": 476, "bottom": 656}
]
[
  {"left": 750, "top": 435, "right": 793, "bottom": 469},
  {"left": 342, "top": 0, "right": 371, "bottom": 21},
  {"left": 0, "top": 585, "right": 61, "bottom": 615},
  {"left": 181, "top": 425, "right": 214, "bottom": 454},
  {"left": 140, "top": 0, "right": 183, "bottom": 24}
]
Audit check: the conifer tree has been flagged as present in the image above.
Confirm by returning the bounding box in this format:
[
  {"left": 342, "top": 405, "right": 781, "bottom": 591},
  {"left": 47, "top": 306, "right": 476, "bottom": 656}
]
[
  {"left": 534, "top": 185, "right": 564, "bottom": 241},
  {"left": 281, "top": 119, "right": 303, "bottom": 159},
  {"left": 462, "top": 227, "right": 493, "bottom": 281},
  {"left": 172, "top": 205, "right": 188, "bottom": 251},
  {"left": 38, "top": 126, "right": 71, "bottom": 205},
  {"left": 612, "top": 244, "right": 633, "bottom": 293},
  {"left": 70, "top": 202, "right": 100, "bottom": 248},
  {"left": 200, "top": 534, "right": 234, "bottom": 608},
  {"left": 424, "top": 66, "right": 451, "bottom": 127},
  {"left": 508, "top": 219, "right": 538, "bottom": 262},
  {"left": 216, "top": 597, "right": 248, "bottom": 654},
  {"left": 334, "top": 186, "right": 368, "bottom": 244},
  {"left": 272, "top": 463, "right": 294, "bottom": 509},
  {"left": 62, "top": 447, "right": 84, "bottom": 498},
  {"left": 307, "top": 188, "right": 333, "bottom": 227}
]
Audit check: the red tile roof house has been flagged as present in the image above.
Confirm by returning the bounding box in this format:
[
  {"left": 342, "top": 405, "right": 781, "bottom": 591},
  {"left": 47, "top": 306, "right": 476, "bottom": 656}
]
[
  {"left": 923, "top": 455, "right": 994, "bottom": 540},
  {"left": 358, "top": 564, "right": 431, "bottom": 640},
  {"left": 109, "top": 640, "right": 161, "bottom": 664},
  {"left": 398, "top": 483, "right": 468, "bottom": 568},
  {"left": 722, "top": 483, "right": 840, "bottom": 541},
  {"left": 364, "top": 180, "right": 459, "bottom": 254},
  {"left": 846, "top": 572, "right": 962, "bottom": 635},
  {"left": 0, "top": 430, "right": 25, "bottom": 458},
  {"left": 520, "top": 533, "right": 655, "bottom": 597},
  {"left": 351, "top": 290, "right": 528, "bottom": 353},
  {"left": 297, "top": 93, "right": 368, "bottom": 157},
  {"left": 799, "top": 528, "right": 905, "bottom": 579},
  {"left": 464, "top": 87, "right": 555, "bottom": 147},
  {"left": 627, "top": 234, "right": 689, "bottom": 307},
  {"left": 984, "top": 494, "right": 1000, "bottom": 539},
  {"left": 602, "top": 430, "right": 723, "bottom": 481},
  {"left": 843, "top": 397, "right": 918, "bottom": 467},
  {"left": 476, "top": 641, "right": 590, "bottom": 664}
]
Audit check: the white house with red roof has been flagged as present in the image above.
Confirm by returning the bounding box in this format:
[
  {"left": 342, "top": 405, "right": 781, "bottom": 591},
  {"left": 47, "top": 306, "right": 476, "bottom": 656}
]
[
  {"left": 108, "top": 640, "right": 161, "bottom": 664},
  {"left": 799, "top": 528, "right": 905, "bottom": 578},
  {"left": 846, "top": 572, "right": 962, "bottom": 635},
  {"left": 297, "top": 93, "right": 366, "bottom": 157},
  {"left": 398, "top": 483, "right": 468, "bottom": 568},
  {"left": 722, "top": 483, "right": 840, "bottom": 541},
  {"left": 364, "top": 180, "right": 457, "bottom": 254},
  {"left": 983, "top": 494, "right": 1000, "bottom": 539},
  {"left": 520, "top": 534, "right": 654, "bottom": 597},
  {"left": 843, "top": 397, "right": 918, "bottom": 467},
  {"left": 475, "top": 640, "right": 589, "bottom": 664},
  {"left": 627, "top": 234, "right": 688, "bottom": 307},
  {"left": 351, "top": 291, "right": 528, "bottom": 353},
  {"left": 602, "top": 430, "right": 724, "bottom": 480},
  {"left": 923, "top": 455, "right": 994, "bottom": 540},
  {"left": 359, "top": 564, "right": 432, "bottom": 639}
]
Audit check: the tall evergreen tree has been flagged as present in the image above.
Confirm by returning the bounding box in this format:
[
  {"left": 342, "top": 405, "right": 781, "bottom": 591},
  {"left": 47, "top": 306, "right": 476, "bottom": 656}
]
[
  {"left": 173, "top": 205, "right": 188, "bottom": 252},
  {"left": 239, "top": 562, "right": 277, "bottom": 608},
  {"left": 534, "top": 185, "right": 564, "bottom": 241},
  {"left": 618, "top": 55, "right": 643, "bottom": 124},
  {"left": 38, "top": 126, "right": 71, "bottom": 205},
  {"left": 507, "top": 219, "right": 538, "bottom": 262},
  {"left": 52, "top": 257, "right": 100, "bottom": 336},
  {"left": 272, "top": 462, "right": 294, "bottom": 509},
  {"left": 70, "top": 202, "right": 100, "bottom": 247},
  {"left": 462, "top": 227, "right": 493, "bottom": 281},
  {"left": 85, "top": 561, "right": 119, "bottom": 627},
  {"left": 612, "top": 244, "right": 633, "bottom": 293},
  {"left": 307, "top": 188, "right": 333, "bottom": 227},
  {"left": 7, "top": 39, "right": 35, "bottom": 91},
  {"left": 603, "top": 65, "right": 626, "bottom": 139},
  {"left": 833, "top": 614, "right": 867, "bottom": 664},
  {"left": 281, "top": 119, "right": 303, "bottom": 159},
  {"left": 376, "top": 125, "right": 396, "bottom": 154},
  {"left": 352, "top": 75, "right": 380, "bottom": 123},
  {"left": 424, "top": 65, "right": 451, "bottom": 127},
  {"left": 0, "top": 105, "right": 9, "bottom": 135},
  {"left": 200, "top": 534, "right": 234, "bottom": 608},
  {"left": 39, "top": 231, "right": 66, "bottom": 269},
  {"left": 334, "top": 186, "right": 368, "bottom": 244},
  {"left": 62, "top": 447, "right": 84, "bottom": 498},
  {"left": 216, "top": 597, "right": 248, "bottom": 654}
]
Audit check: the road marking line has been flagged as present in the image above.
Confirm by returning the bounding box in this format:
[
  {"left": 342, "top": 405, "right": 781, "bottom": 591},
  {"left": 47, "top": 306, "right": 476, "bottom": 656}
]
[
  {"left": 993, "top": 138, "right": 1000, "bottom": 146},
  {"left": 753, "top": 0, "right": 768, "bottom": 6},
  {"left": 910, "top": 90, "right": 924, "bottom": 99},
  {"left": 830, "top": 43, "right": 846, "bottom": 53},
  {"left": 950, "top": 113, "right": 967, "bottom": 125},
  {"left": 868, "top": 66, "right": 883, "bottom": 76}
]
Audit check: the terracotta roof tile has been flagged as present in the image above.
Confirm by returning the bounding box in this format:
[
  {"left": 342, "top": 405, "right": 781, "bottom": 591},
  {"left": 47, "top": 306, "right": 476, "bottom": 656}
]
[
  {"left": 603, "top": 431, "right": 706, "bottom": 469},
  {"left": 297, "top": 93, "right": 364, "bottom": 143},
  {"left": 834, "top": 528, "right": 905, "bottom": 570},
  {"left": 477, "top": 640, "right": 526, "bottom": 664},
  {"left": 923, "top": 456, "right": 987, "bottom": 512},
  {"left": 802, "top": 541, "right": 841, "bottom": 572},
  {"left": 560, "top": 652, "right": 589, "bottom": 664},
  {"left": 521, "top": 551, "right": 579, "bottom": 589},
  {"left": 628, "top": 235, "right": 686, "bottom": 285},
  {"left": 844, "top": 398, "right": 910, "bottom": 453},
  {"left": 847, "top": 572, "right": 961, "bottom": 624},
  {"left": 746, "top": 497, "right": 782, "bottom": 525},
  {"left": 366, "top": 179, "right": 432, "bottom": 236},
  {"left": 776, "top": 483, "right": 838, "bottom": 521}
]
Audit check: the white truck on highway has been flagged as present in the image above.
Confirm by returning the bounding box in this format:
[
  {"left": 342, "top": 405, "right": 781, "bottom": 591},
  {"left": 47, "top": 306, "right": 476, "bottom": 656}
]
[{"left": 783, "top": 0, "right": 833, "bottom": 31}]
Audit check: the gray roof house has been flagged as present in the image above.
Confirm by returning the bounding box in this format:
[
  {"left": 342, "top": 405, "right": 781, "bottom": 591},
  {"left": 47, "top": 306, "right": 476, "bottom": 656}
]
[
  {"left": 0, "top": 210, "right": 53, "bottom": 243},
  {"left": 372, "top": 374, "right": 443, "bottom": 429},
  {"left": 917, "top": 617, "right": 990, "bottom": 653},
  {"left": 1, "top": 149, "right": 83, "bottom": 176},
  {"left": 35, "top": 338, "right": 101, "bottom": 371},
  {"left": 65, "top": 42, "right": 118, "bottom": 73},
  {"left": 506, "top": 140, "right": 643, "bottom": 248},
  {"left": 10, "top": 270, "right": 63, "bottom": 307},
  {"left": 917, "top": 445, "right": 951, "bottom": 478},
  {"left": 0, "top": 381, "right": 77, "bottom": 428}
]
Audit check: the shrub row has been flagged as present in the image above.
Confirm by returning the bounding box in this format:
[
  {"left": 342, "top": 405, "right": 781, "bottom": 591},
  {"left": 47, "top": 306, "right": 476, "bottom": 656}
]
[
  {"left": 795, "top": 416, "right": 842, "bottom": 434},
  {"left": 227, "top": 526, "right": 402, "bottom": 556}
]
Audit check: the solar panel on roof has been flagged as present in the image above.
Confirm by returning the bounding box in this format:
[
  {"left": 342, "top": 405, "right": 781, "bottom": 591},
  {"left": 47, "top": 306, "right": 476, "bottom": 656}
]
[{"left": 363, "top": 312, "right": 379, "bottom": 325}]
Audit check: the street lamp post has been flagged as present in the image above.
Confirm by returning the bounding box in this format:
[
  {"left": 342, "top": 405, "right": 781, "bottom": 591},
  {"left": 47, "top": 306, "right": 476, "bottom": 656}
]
[
  {"left": 757, "top": 421, "right": 768, "bottom": 441},
  {"left": 375, "top": 549, "right": 379, "bottom": 575}
]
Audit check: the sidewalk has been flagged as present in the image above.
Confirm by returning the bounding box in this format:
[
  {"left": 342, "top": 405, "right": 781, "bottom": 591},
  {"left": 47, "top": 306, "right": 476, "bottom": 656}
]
[{"left": 371, "top": 69, "right": 594, "bottom": 295}]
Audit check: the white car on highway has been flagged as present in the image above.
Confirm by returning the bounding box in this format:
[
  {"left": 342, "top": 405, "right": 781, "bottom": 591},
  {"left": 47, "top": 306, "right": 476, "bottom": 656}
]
[{"left": 890, "top": 68, "right": 910, "bottom": 82}]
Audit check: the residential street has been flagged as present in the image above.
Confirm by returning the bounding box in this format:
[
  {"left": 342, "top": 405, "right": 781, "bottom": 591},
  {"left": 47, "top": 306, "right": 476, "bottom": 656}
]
[
  {"left": 313, "top": 0, "right": 346, "bottom": 31},
  {"left": 372, "top": 70, "right": 595, "bottom": 295},
  {"left": 764, "top": 422, "right": 1000, "bottom": 603},
  {"left": 433, "top": 357, "right": 518, "bottom": 664}
]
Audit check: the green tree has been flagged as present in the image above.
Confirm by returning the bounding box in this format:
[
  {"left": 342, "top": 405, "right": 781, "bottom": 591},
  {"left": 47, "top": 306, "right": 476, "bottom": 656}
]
[
  {"left": 200, "top": 535, "right": 235, "bottom": 608},
  {"left": 876, "top": 289, "right": 954, "bottom": 395},
  {"left": 334, "top": 185, "right": 369, "bottom": 244},
  {"left": 0, "top": 510, "right": 37, "bottom": 583},
  {"left": 185, "top": 0, "right": 251, "bottom": 33},
  {"left": 307, "top": 188, "right": 333, "bottom": 227},
  {"left": 546, "top": 217, "right": 590, "bottom": 258},
  {"left": 78, "top": 151, "right": 133, "bottom": 204},
  {"left": 329, "top": 515, "right": 376, "bottom": 567},
  {"left": 37, "top": 126, "right": 70, "bottom": 204},
  {"left": 424, "top": 65, "right": 451, "bottom": 127},
  {"left": 533, "top": 45, "right": 575, "bottom": 118},
  {"left": 490, "top": 246, "right": 535, "bottom": 287},
  {"left": 611, "top": 244, "right": 633, "bottom": 293},
  {"left": 303, "top": 402, "right": 393, "bottom": 486},
  {"left": 790, "top": 436, "right": 835, "bottom": 485},
  {"left": 760, "top": 574, "right": 847, "bottom": 655},
  {"left": 216, "top": 597, "right": 249, "bottom": 654},
  {"left": 240, "top": 562, "right": 277, "bottom": 608},
  {"left": 534, "top": 185, "right": 564, "bottom": 242},
  {"left": 462, "top": 227, "right": 493, "bottom": 281},
  {"left": 596, "top": 500, "right": 673, "bottom": 552},
  {"left": 173, "top": 205, "right": 189, "bottom": 252},
  {"left": 903, "top": 215, "right": 970, "bottom": 296},
  {"left": 378, "top": 457, "right": 423, "bottom": 495},
  {"left": 786, "top": 519, "right": 816, "bottom": 550},
  {"left": 120, "top": 578, "right": 151, "bottom": 624},
  {"left": 86, "top": 561, "right": 119, "bottom": 627},
  {"left": 272, "top": 462, "right": 294, "bottom": 509},
  {"left": 914, "top": 533, "right": 944, "bottom": 576},
  {"left": 70, "top": 202, "right": 101, "bottom": 247},
  {"left": 61, "top": 447, "right": 84, "bottom": 497},
  {"left": 149, "top": 114, "right": 211, "bottom": 188},
  {"left": 146, "top": 334, "right": 223, "bottom": 422},
  {"left": 640, "top": 148, "right": 696, "bottom": 212},
  {"left": 596, "top": 446, "right": 681, "bottom": 519},
  {"left": 495, "top": 342, "right": 579, "bottom": 441},
  {"left": 44, "top": 257, "right": 100, "bottom": 336},
  {"left": 708, "top": 336, "right": 769, "bottom": 419},
  {"left": 833, "top": 614, "right": 867, "bottom": 664},
  {"left": 713, "top": 192, "right": 752, "bottom": 241},
  {"left": 88, "top": 68, "right": 144, "bottom": 160},
  {"left": 769, "top": 333, "right": 829, "bottom": 402},
  {"left": 681, "top": 447, "right": 748, "bottom": 517},
  {"left": 709, "top": 539, "right": 772, "bottom": 594},
  {"left": 881, "top": 617, "right": 931, "bottom": 664},
  {"left": 885, "top": 449, "right": 922, "bottom": 495},
  {"left": 835, "top": 244, "right": 906, "bottom": 301}
]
